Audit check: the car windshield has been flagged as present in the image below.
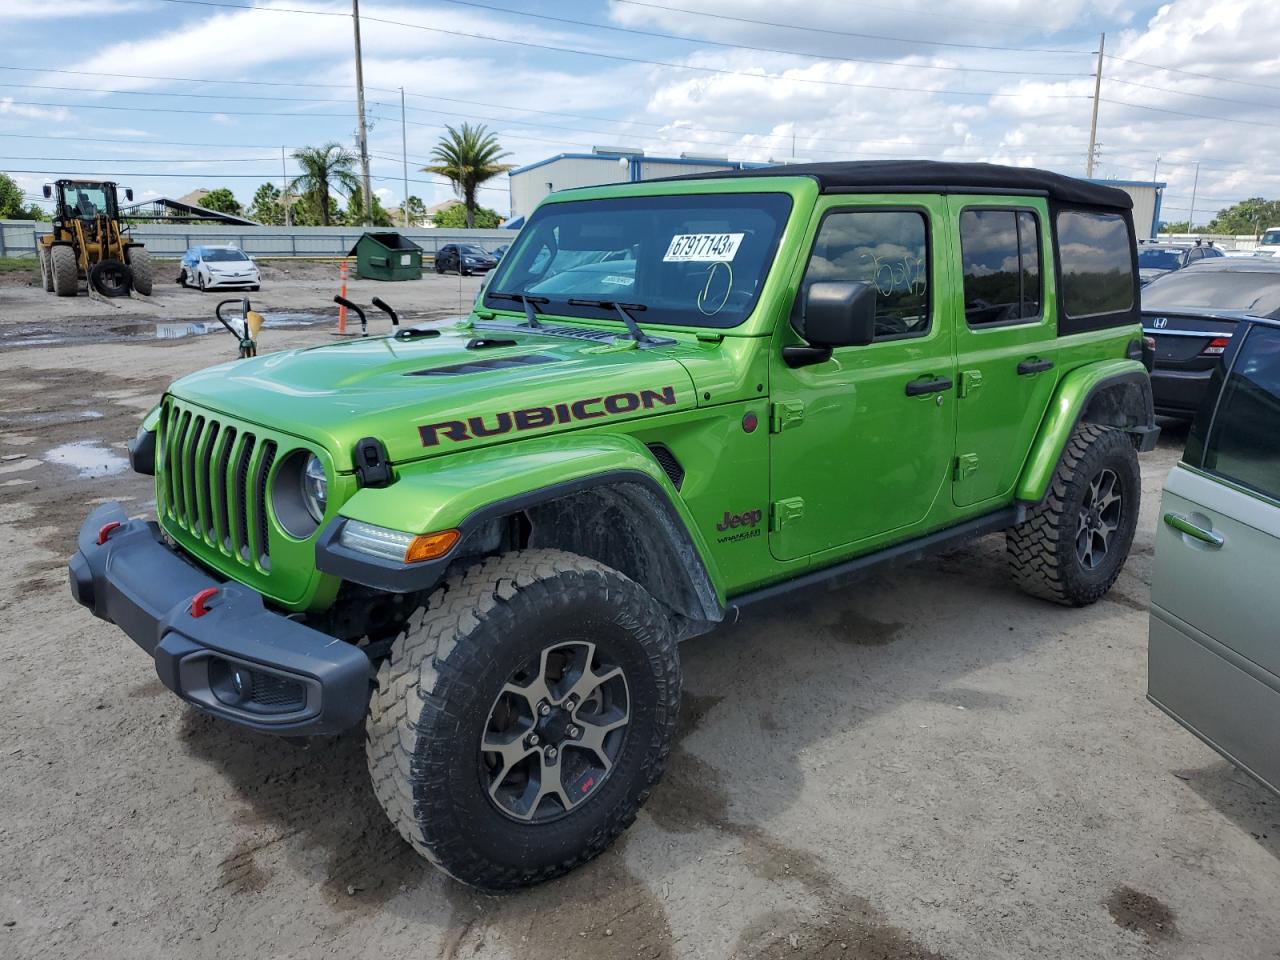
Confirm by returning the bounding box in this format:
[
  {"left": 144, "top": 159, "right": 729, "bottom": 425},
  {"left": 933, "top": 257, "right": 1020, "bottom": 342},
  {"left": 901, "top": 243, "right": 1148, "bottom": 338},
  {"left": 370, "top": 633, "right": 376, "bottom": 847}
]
[
  {"left": 204, "top": 249, "right": 248, "bottom": 262},
  {"left": 1139, "top": 249, "right": 1182, "bottom": 270},
  {"left": 1142, "top": 270, "right": 1280, "bottom": 313},
  {"left": 483, "top": 192, "right": 794, "bottom": 329},
  {"left": 1263, "top": 230, "right": 1280, "bottom": 245},
  {"left": 459, "top": 245, "right": 487, "bottom": 257}
]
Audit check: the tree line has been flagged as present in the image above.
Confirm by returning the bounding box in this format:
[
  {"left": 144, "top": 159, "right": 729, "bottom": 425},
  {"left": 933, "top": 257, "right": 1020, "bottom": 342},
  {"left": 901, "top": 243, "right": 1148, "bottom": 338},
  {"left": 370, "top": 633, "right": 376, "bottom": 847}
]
[{"left": 185, "top": 123, "right": 511, "bottom": 229}]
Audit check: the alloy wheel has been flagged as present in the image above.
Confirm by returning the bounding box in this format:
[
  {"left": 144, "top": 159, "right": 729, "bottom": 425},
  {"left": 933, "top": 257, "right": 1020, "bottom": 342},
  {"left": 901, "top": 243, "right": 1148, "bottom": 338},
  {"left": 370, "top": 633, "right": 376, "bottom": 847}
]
[
  {"left": 1076, "top": 468, "right": 1122, "bottom": 569},
  {"left": 480, "top": 640, "right": 630, "bottom": 823}
]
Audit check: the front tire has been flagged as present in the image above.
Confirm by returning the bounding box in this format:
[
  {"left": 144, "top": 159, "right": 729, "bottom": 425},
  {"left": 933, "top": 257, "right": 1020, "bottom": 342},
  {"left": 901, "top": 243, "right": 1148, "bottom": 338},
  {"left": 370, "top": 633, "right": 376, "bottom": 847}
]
[
  {"left": 128, "top": 248, "right": 154, "bottom": 296},
  {"left": 366, "top": 549, "right": 680, "bottom": 890},
  {"left": 50, "top": 245, "right": 78, "bottom": 297},
  {"left": 39, "top": 248, "right": 53, "bottom": 292},
  {"left": 1007, "top": 424, "right": 1140, "bottom": 606}
]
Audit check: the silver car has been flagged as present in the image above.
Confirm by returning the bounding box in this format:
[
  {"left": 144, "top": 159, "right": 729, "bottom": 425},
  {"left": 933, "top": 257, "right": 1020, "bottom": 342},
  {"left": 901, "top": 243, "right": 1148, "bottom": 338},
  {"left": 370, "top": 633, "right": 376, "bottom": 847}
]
[
  {"left": 179, "top": 245, "right": 261, "bottom": 292},
  {"left": 1149, "top": 312, "right": 1280, "bottom": 795}
]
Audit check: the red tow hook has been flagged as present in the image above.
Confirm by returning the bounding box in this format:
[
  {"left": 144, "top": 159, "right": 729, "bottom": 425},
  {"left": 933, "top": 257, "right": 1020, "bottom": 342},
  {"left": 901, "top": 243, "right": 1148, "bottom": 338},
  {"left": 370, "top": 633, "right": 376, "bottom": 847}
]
[
  {"left": 96, "top": 521, "right": 122, "bottom": 545},
  {"left": 190, "top": 587, "right": 219, "bottom": 619}
]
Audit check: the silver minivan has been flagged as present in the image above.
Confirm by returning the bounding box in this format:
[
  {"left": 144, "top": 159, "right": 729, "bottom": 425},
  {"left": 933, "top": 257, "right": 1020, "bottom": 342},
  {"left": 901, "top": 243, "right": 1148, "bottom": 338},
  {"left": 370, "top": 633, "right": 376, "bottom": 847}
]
[{"left": 1149, "top": 314, "right": 1280, "bottom": 795}]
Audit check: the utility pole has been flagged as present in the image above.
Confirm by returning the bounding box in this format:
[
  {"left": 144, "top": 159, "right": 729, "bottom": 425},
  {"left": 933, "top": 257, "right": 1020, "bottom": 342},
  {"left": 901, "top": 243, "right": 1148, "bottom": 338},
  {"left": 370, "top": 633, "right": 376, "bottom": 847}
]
[
  {"left": 1188, "top": 161, "right": 1200, "bottom": 234},
  {"left": 400, "top": 86, "right": 410, "bottom": 227},
  {"left": 281, "top": 146, "right": 291, "bottom": 226},
  {"left": 1086, "top": 32, "right": 1105, "bottom": 178},
  {"left": 351, "top": 0, "right": 373, "bottom": 226},
  {"left": 1152, "top": 156, "right": 1160, "bottom": 183}
]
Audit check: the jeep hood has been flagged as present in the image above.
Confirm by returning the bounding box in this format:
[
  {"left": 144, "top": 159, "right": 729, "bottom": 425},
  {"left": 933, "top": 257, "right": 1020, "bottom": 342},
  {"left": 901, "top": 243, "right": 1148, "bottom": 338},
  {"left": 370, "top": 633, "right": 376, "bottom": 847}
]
[{"left": 167, "top": 325, "right": 697, "bottom": 470}]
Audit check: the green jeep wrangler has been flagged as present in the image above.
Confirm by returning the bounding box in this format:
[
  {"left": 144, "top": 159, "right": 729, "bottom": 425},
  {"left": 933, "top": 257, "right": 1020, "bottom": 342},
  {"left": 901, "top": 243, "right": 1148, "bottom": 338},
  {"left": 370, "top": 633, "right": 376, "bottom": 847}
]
[{"left": 69, "top": 161, "right": 1158, "bottom": 889}]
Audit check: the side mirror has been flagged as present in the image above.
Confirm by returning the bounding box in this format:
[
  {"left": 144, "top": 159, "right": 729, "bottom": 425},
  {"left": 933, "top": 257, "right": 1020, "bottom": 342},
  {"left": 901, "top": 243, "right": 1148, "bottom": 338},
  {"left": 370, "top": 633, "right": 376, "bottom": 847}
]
[
  {"left": 42, "top": 185, "right": 51, "bottom": 199},
  {"left": 785, "top": 281, "right": 878, "bottom": 369},
  {"left": 125, "top": 188, "right": 134, "bottom": 202}
]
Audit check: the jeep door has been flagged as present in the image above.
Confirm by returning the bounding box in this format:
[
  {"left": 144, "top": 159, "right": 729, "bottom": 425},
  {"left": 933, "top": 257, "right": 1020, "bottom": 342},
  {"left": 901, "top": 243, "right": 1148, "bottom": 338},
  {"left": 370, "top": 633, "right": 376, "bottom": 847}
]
[
  {"left": 768, "top": 197, "right": 957, "bottom": 562},
  {"left": 948, "top": 199, "right": 1059, "bottom": 507},
  {"left": 1148, "top": 321, "right": 1280, "bottom": 795}
]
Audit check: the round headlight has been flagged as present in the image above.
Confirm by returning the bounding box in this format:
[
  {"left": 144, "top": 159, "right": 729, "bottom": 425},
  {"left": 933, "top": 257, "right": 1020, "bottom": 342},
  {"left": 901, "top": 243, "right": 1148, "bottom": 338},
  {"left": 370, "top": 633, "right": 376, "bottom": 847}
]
[{"left": 301, "top": 454, "right": 327, "bottom": 522}]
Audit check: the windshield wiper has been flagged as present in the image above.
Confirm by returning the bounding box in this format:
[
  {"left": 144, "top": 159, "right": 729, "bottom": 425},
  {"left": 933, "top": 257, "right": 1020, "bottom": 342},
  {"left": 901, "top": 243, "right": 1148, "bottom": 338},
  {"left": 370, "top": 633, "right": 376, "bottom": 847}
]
[
  {"left": 567, "top": 299, "right": 657, "bottom": 345},
  {"left": 487, "top": 291, "right": 549, "bottom": 328}
]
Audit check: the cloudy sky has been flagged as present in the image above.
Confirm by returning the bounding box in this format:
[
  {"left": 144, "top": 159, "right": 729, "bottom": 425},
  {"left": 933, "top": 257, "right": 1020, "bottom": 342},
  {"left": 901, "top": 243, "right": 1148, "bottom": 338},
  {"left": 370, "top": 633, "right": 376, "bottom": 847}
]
[{"left": 2, "top": 0, "right": 1277, "bottom": 225}]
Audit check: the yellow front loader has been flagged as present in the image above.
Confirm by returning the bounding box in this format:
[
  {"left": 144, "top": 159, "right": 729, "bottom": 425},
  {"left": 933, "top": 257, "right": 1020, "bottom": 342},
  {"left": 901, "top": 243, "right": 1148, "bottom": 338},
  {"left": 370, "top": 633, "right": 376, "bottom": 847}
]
[{"left": 37, "top": 180, "right": 154, "bottom": 298}]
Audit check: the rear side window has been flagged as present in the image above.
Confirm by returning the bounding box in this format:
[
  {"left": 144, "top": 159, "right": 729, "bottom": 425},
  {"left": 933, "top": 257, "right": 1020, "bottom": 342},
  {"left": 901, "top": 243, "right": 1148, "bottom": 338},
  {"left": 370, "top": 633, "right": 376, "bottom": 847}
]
[
  {"left": 1056, "top": 209, "right": 1136, "bottom": 327},
  {"left": 959, "top": 209, "right": 1042, "bottom": 326},
  {"left": 801, "top": 209, "right": 930, "bottom": 340},
  {"left": 1199, "top": 325, "right": 1280, "bottom": 501}
]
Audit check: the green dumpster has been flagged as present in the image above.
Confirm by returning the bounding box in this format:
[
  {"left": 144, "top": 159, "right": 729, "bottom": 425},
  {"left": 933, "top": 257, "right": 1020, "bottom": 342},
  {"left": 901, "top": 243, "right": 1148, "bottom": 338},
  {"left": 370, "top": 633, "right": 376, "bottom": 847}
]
[{"left": 347, "top": 232, "right": 424, "bottom": 281}]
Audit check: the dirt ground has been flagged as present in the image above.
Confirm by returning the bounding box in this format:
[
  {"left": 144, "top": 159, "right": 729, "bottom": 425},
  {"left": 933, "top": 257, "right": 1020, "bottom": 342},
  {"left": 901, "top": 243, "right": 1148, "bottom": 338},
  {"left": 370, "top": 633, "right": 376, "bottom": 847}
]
[{"left": 1, "top": 275, "right": 1277, "bottom": 960}]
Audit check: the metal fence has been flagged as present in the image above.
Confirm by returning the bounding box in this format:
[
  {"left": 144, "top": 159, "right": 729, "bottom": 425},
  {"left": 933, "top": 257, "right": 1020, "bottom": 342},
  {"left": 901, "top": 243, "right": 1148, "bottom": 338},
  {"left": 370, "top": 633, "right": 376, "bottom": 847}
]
[{"left": 0, "top": 220, "right": 513, "bottom": 259}]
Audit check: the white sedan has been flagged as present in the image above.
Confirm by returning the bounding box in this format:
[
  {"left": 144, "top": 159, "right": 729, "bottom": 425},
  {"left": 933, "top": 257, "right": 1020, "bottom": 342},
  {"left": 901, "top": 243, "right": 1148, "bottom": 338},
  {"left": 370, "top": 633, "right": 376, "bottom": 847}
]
[{"left": 178, "top": 245, "right": 261, "bottom": 291}]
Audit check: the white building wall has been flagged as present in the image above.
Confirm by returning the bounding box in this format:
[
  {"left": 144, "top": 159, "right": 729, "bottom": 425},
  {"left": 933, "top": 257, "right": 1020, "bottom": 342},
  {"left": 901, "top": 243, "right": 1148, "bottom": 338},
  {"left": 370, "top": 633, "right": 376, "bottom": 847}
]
[{"left": 509, "top": 157, "right": 631, "bottom": 219}]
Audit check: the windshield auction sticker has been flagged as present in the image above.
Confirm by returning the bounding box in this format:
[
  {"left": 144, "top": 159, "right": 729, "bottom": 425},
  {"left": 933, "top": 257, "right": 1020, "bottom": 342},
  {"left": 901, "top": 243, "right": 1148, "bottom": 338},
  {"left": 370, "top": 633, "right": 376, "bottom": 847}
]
[{"left": 663, "top": 233, "right": 744, "bottom": 262}]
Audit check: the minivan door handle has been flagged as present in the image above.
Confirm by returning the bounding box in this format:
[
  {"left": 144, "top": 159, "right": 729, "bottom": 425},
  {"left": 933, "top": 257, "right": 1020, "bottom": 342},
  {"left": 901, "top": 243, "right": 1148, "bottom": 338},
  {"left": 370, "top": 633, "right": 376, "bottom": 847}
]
[
  {"left": 1163, "top": 512, "right": 1225, "bottom": 548},
  {"left": 905, "top": 376, "right": 953, "bottom": 397},
  {"left": 1017, "top": 358, "right": 1055, "bottom": 376}
]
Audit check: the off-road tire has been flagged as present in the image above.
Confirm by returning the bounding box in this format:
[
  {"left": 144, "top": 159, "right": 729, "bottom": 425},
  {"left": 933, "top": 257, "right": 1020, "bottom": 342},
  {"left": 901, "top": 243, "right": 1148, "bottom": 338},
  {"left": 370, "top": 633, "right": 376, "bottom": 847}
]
[
  {"left": 366, "top": 549, "right": 681, "bottom": 890},
  {"left": 89, "top": 259, "right": 132, "bottom": 298},
  {"left": 50, "top": 245, "right": 78, "bottom": 297},
  {"left": 1007, "top": 424, "right": 1140, "bottom": 606},
  {"left": 128, "top": 248, "right": 154, "bottom": 296}
]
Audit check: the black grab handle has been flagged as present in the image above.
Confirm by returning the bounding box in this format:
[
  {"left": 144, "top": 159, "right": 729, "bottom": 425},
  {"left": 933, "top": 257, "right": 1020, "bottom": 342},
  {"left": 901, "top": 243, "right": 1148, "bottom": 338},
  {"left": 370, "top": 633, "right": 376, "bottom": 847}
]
[{"left": 905, "top": 376, "right": 953, "bottom": 397}]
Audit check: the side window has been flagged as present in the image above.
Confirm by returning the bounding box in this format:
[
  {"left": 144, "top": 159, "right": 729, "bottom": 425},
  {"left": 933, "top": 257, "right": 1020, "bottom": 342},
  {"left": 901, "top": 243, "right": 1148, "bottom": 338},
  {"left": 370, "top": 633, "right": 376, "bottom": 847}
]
[
  {"left": 1055, "top": 209, "right": 1135, "bottom": 321},
  {"left": 959, "top": 209, "right": 1042, "bottom": 327},
  {"left": 1187, "top": 247, "right": 1204, "bottom": 263},
  {"left": 1200, "top": 325, "right": 1280, "bottom": 501},
  {"left": 800, "top": 210, "right": 930, "bottom": 340}
]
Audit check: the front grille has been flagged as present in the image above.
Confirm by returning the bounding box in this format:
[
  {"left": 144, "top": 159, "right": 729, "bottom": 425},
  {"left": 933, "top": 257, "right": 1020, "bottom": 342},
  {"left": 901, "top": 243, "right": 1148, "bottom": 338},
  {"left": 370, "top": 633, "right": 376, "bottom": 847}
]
[{"left": 159, "top": 401, "right": 277, "bottom": 572}]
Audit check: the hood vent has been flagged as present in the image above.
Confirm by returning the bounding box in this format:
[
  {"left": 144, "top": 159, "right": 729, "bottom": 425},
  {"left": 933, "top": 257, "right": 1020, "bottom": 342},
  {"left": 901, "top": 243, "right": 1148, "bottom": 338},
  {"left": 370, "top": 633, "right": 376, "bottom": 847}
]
[{"left": 408, "top": 353, "right": 560, "bottom": 377}]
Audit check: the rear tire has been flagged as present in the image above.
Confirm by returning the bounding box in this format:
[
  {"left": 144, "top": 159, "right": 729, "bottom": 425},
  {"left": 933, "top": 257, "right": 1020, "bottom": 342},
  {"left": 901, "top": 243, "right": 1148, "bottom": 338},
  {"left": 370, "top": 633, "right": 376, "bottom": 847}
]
[
  {"left": 365, "top": 549, "right": 680, "bottom": 890},
  {"left": 1007, "top": 424, "right": 1140, "bottom": 606},
  {"left": 89, "top": 259, "right": 133, "bottom": 298},
  {"left": 50, "top": 245, "right": 78, "bottom": 297},
  {"left": 128, "top": 248, "right": 154, "bottom": 296}
]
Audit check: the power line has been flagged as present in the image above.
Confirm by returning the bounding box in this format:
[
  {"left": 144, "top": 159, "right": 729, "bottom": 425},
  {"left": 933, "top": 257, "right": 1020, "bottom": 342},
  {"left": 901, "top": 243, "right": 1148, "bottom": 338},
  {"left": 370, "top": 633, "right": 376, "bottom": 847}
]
[
  {"left": 0, "top": 64, "right": 394, "bottom": 94},
  {"left": 1104, "top": 54, "right": 1280, "bottom": 93},
  {"left": 1101, "top": 97, "right": 1280, "bottom": 129},
  {"left": 1104, "top": 76, "right": 1280, "bottom": 110},
  {"left": 419, "top": 0, "right": 1090, "bottom": 78},
  {"left": 1, "top": 98, "right": 359, "bottom": 119},
  {"left": 609, "top": 0, "right": 1091, "bottom": 54},
  {"left": 0, "top": 131, "right": 283, "bottom": 149},
  {"left": 0, "top": 154, "right": 280, "bottom": 163},
  {"left": 146, "top": 0, "right": 1087, "bottom": 101}
]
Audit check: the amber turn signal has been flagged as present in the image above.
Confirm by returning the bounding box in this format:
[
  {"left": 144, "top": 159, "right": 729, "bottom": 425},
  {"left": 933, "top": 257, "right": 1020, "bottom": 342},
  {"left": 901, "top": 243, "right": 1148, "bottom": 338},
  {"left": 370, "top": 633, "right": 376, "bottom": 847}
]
[{"left": 404, "top": 529, "right": 460, "bottom": 563}]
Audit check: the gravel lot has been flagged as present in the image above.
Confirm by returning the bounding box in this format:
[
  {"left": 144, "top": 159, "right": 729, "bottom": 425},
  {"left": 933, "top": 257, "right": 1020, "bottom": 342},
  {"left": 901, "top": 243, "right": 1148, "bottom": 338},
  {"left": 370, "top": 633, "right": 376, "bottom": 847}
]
[{"left": 1, "top": 270, "right": 1276, "bottom": 960}]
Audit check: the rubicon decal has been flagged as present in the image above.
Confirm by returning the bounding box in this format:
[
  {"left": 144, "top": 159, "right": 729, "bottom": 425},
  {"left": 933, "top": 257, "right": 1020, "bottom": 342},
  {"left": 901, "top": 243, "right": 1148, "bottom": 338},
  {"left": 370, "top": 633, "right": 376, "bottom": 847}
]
[{"left": 419, "top": 386, "right": 678, "bottom": 447}]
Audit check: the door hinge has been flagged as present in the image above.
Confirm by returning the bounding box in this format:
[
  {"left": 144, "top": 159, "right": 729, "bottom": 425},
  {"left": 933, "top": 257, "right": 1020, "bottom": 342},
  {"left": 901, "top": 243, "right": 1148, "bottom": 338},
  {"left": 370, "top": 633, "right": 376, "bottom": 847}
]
[
  {"left": 958, "top": 369, "right": 984, "bottom": 399},
  {"left": 955, "top": 453, "right": 980, "bottom": 481},
  {"left": 770, "top": 399, "right": 805, "bottom": 433},
  {"left": 770, "top": 497, "right": 805, "bottom": 532}
]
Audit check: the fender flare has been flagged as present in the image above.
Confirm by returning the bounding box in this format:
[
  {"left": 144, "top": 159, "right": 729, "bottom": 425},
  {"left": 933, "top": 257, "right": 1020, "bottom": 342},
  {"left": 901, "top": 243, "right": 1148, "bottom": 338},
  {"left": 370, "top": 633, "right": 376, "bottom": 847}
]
[
  {"left": 1016, "top": 360, "right": 1156, "bottom": 503},
  {"left": 315, "top": 434, "right": 725, "bottom": 623}
]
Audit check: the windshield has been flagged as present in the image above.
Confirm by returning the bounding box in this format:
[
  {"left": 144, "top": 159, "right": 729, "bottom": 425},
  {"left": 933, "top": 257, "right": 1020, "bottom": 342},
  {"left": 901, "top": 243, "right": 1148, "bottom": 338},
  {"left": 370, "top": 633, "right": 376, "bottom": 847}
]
[
  {"left": 1142, "top": 270, "right": 1280, "bottom": 313},
  {"left": 1138, "top": 249, "right": 1181, "bottom": 270},
  {"left": 459, "top": 245, "right": 488, "bottom": 257},
  {"left": 62, "top": 184, "right": 111, "bottom": 220},
  {"left": 1262, "top": 230, "right": 1280, "bottom": 245},
  {"left": 484, "top": 192, "right": 794, "bottom": 329},
  {"left": 204, "top": 248, "right": 248, "bottom": 262}
]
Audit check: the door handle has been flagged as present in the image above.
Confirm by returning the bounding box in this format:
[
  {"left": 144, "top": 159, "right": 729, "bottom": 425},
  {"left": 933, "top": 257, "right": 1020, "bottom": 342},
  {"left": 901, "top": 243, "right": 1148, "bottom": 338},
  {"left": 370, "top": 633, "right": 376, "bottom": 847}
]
[
  {"left": 1017, "top": 358, "right": 1055, "bottom": 376},
  {"left": 1163, "top": 512, "right": 1225, "bottom": 547},
  {"left": 905, "top": 376, "right": 953, "bottom": 397}
]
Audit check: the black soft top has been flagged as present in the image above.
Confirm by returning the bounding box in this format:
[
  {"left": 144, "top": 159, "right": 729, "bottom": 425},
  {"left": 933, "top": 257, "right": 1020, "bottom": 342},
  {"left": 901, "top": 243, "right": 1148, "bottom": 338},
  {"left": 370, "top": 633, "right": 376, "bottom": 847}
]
[{"left": 664, "top": 159, "right": 1133, "bottom": 210}]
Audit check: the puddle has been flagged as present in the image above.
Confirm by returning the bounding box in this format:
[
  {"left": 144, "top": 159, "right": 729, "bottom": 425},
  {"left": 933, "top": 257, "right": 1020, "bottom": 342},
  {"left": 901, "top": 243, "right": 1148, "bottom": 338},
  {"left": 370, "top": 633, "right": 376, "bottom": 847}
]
[
  {"left": 44, "top": 441, "right": 129, "bottom": 478},
  {"left": 113, "top": 311, "right": 332, "bottom": 341}
]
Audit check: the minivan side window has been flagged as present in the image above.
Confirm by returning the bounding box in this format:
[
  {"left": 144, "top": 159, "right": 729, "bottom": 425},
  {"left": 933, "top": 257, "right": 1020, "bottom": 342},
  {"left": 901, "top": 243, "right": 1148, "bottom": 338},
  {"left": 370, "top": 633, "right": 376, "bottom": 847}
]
[
  {"left": 1056, "top": 209, "right": 1135, "bottom": 321},
  {"left": 800, "top": 210, "right": 930, "bottom": 340},
  {"left": 959, "top": 209, "right": 1042, "bottom": 327},
  {"left": 1201, "top": 325, "right": 1280, "bottom": 501}
]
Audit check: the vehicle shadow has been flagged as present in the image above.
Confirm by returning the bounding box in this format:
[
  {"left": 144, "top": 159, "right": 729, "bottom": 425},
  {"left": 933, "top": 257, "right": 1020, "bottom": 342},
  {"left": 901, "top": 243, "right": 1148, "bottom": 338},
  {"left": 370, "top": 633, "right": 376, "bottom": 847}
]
[{"left": 1173, "top": 759, "right": 1279, "bottom": 862}]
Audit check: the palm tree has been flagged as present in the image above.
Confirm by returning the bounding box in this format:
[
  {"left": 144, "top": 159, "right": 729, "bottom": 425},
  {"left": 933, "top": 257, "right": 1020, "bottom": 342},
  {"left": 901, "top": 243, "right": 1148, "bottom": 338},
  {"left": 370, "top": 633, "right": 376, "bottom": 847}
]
[
  {"left": 290, "top": 143, "right": 361, "bottom": 226},
  {"left": 424, "top": 123, "right": 512, "bottom": 228}
]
